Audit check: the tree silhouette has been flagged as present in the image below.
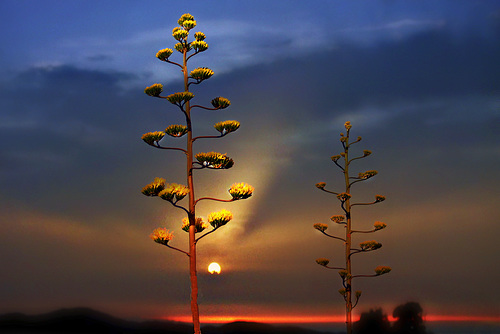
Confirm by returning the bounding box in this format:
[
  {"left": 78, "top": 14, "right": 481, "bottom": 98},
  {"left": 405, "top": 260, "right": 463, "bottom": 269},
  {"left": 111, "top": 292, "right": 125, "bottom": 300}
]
[
  {"left": 392, "top": 302, "right": 428, "bottom": 334},
  {"left": 354, "top": 302, "right": 432, "bottom": 334},
  {"left": 141, "top": 14, "right": 254, "bottom": 334},
  {"left": 354, "top": 308, "right": 391, "bottom": 334},
  {"left": 314, "top": 122, "right": 391, "bottom": 334}
]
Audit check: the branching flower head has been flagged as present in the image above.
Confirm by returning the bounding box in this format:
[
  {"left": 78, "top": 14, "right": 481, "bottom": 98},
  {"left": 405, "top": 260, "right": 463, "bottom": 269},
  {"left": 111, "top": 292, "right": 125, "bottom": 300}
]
[
  {"left": 316, "top": 258, "right": 330, "bottom": 266},
  {"left": 330, "top": 215, "right": 346, "bottom": 223},
  {"left": 190, "top": 67, "right": 214, "bottom": 81},
  {"left": 156, "top": 48, "right": 173, "bottom": 61},
  {"left": 166, "top": 92, "right": 195, "bottom": 106},
  {"left": 374, "top": 266, "right": 392, "bottom": 275},
  {"left": 144, "top": 83, "right": 163, "bottom": 97},
  {"left": 195, "top": 152, "right": 234, "bottom": 169},
  {"left": 315, "top": 182, "right": 326, "bottom": 189},
  {"left": 141, "top": 177, "right": 166, "bottom": 196},
  {"left": 363, "top": 150, "right": 372, "bottom": 157},
  {"left": 174, "top": 42, "right": 190, "bottom": 53},
  {"left": 159, "top": 183, "right": 189, "bottom": 202},
  {"left": 208, "top": 209, "right": 233, "bottom": 228},
  {"left": 358, "top": 170, "right": 378, "bottom": 180},
  {"left": 229, "top": 182, "right": 254, "bottom": 200},
  {"left": 194, "top": 32, "right": 206, "bottom": 41},
  {"left": 141, "top": 131, "right": 165, "bottom": 146},
  {"left": 182, "top": 19, "right": 197, "bottom": 30},
  {"left": 165, "top": 124, "right": 188, "bottom": 137},
  {"left": 337, "top": 192, "right": 352, "bottom": 202},
  {"left": 339, "top": 288, "right": 347, "bottom": 296},
  {"left": 182, "top": 217, "right": 208, "bottom": 233},
  {"left": 338, "top": 270, "right": 349, "bottom": 280},
  {"left": 211, "top": 96, "right": 231, "bottom": 109},
  {"left": 374, "top": 221, "right": 387, "bottom": 231},
  {"left": 150, "top": 228, "right": 174, "bottom": 245},
  {"left": 177, "top": 13, "right": 195, "bottom": 26},
  {"left": 190, "top": 40, "right": 208, "bottom": 52},
  {"left": 344, "top": 121, "right": 352, "bottom": 130},
  {"left": 360, "top": 240, "right": 382, "bottom": 251},
  {"left": 375, "top": 195, "right": 386, "bottom": 203},
  {"left": 173, "top": 28, "right": 189, "bottom": 41},
  {"left": 214, "top": 120, "right": 240, "bottom": 135},
  {"left": 331, "top": 155, "right": 341, "bottom": 162},
  {"left": 313, "top": 223, "right": 328, "bottom": 232}
]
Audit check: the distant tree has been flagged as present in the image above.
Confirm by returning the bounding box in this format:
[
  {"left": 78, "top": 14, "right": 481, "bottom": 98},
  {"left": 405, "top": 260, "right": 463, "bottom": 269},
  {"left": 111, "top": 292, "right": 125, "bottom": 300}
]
[
  {"left": 354, "top": 308, "right": 391, "bottom": 334},
  {"left": 313, "top": 122, "right": 391, "bottom": 334},
  {"left": 141, "top": 14, "right": 254, "bottom": 334},
  {"left": 392, "top": 302, "right": 429, "bottom": 334}
]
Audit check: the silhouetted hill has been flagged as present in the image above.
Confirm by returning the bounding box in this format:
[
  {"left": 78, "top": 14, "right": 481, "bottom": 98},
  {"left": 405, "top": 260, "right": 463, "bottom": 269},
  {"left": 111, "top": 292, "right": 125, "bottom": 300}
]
[
  {"left": 0, "top": 308, "right": 339, "bottom": 334},
  {"left": 202, "top": 320, "right": 338, "bottom": 334}
]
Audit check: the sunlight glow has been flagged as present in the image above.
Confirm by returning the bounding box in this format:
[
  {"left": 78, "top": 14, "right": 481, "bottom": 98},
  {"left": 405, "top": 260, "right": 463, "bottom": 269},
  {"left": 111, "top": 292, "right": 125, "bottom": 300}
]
[{"left": 208, "top": 262, "right": 221, "bottom": 274}]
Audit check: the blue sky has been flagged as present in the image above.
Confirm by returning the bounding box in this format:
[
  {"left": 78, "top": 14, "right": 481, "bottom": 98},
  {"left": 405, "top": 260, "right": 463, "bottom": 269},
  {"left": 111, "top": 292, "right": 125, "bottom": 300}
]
[{"left": 0, "top": 0, "right": 499, "bottom": 325}]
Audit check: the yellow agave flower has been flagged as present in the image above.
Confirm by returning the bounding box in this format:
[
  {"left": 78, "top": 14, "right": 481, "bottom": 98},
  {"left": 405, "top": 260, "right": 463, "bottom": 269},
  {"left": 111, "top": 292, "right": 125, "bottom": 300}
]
[
  {"left": 181, "top": 217, "right": 208, "bottom": 233},
  {"left": 150, "top": 228, "right": 174, "bottom": 245},
  {"left": 228, "top": 182, "right": 254, "bottom": 200},
  {"left": 208, "top": 209, "right": 233, "bottom": 228}
]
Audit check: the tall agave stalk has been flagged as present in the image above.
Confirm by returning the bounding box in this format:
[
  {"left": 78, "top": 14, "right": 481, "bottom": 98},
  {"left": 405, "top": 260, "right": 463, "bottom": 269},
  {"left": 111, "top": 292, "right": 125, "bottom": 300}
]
[
  {"left": 141, "top": 14, "right": 254, "bottom": 334},
  {"left": 314, "top": 121, "right": 391, "bottom": 334}
]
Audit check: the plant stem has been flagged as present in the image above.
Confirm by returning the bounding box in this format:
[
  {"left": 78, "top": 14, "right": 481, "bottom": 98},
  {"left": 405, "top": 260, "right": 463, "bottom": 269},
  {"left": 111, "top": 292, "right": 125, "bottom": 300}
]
[
  {"left": 183, "top": 46, "right": 201, "bottom": 334},
  {"left": 344, "top": 130, "right": 353, "bottom": 334}
]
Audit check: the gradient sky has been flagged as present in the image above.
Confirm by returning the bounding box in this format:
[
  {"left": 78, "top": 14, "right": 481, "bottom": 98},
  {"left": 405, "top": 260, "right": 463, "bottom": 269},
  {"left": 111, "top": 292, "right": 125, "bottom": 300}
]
[{"left": 1, "top": 0, "right": 499, "bottom": 324}]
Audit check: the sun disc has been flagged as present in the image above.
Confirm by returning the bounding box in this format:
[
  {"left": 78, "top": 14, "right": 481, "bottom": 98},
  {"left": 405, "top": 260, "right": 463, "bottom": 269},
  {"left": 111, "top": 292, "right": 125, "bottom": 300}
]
[{"left": 208, "top": 262, "right": 221, "bottom": 274}]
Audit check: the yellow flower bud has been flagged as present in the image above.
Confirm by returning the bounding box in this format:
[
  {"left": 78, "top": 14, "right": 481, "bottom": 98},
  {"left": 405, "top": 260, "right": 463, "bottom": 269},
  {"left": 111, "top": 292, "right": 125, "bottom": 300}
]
[
  {"left": 313, "top": 223, "right": 328, "bottom": 232},
  {"left": 156, "top": 48, "right": 173, "bottom": 61},
  {"left": 208, "top": 209, "right": 233, "bottom": 228},
  {"left": 315, "top": 182, "right": 326, "bottom": 189},
  {"left": 150, "top": 228, "right": 174, "bottom": 245},
  {"left": 195, "top": 152, "right": 234, "bottom": 169},
  {"left": 144, "top": 83, "right": 163, "bottom": 97},
  {"left": 375, "top": 266, "right": 392, "bottom": 275},
  {"left": 165, "top": 124, "right": 188, "bottom": 137},
  {"left": 316, "top": 258, "right": 330, "bottom": 266},
  {"left": 229, "top": 182, "right": 254, "bottom": 200},
  {"left": 181, "top": 217, "right": 208, "bottom": 233},
  {"left": 214, "top": 120, "right": 240, "bottom": 135},
  {"left": 141, "top": 131, "right": 165, "bottom": 146},
  {"left": 141, "top": 177, "right": 166, "bottom": 196}
]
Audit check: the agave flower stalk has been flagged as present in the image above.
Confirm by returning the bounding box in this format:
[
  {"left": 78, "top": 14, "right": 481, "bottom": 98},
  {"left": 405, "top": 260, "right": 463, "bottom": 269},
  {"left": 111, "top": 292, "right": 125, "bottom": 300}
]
[
  {"left": 314, "top": 122, "right": 391, "bottom": 334},
  {"left": 140, "top": 14, "right": 254, "bottom": 334}
]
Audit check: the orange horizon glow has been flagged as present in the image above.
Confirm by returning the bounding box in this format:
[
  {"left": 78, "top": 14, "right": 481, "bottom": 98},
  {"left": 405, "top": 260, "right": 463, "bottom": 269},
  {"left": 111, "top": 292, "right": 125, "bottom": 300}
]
[{"left": 165, "top": 314, "right": 500, "bottom": 324}]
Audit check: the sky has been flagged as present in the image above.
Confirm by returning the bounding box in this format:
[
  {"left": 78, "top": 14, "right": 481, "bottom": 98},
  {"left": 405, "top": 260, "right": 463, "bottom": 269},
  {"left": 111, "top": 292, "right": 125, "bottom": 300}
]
[{"left": 0, "top": 0, "right": 499, "bottom": 327}]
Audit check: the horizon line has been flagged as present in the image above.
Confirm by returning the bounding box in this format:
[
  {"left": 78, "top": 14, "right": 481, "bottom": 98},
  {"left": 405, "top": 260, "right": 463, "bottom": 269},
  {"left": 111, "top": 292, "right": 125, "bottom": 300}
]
[{"left": 165, "top": 314, "right": 500, "bottom": 324}]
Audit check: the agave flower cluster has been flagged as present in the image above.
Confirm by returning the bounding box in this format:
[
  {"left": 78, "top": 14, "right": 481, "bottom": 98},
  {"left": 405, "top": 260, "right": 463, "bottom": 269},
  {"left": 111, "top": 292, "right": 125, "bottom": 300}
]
[
  {"left": 142, "top": 131, "right": 165, "bottom": 146},
  {"left": 182, "top": 217, "right": 208, "bottom": 233},
  {"left": 159, "top": 183, "right": 189, "bottom": 202},
  {"left": 150, "top": 228, "right": 174, "bottom": 245},
  {"left": 229, "top": 182, "right": 254, "bottom": 200},
  {"left": 214, "top": 120, "right": 240, "bottom": 135},
  {"left": 195, "top": 152, "right": 234, "bottom": 169},
  {"left": 141, "top": 177, "right": 166, "bottom": 196},
  {"left": 165, "top": 124, "right": 188, "bottom": 137},
  {"left": 208, "top": 209, "right": 233, "bottom": 228}
]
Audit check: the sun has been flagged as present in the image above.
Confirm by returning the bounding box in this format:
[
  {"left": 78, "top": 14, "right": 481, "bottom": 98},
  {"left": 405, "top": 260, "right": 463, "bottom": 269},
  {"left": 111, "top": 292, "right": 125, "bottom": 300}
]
[{"left": 208, "top": 262, "right": 221, "bottom": 274}]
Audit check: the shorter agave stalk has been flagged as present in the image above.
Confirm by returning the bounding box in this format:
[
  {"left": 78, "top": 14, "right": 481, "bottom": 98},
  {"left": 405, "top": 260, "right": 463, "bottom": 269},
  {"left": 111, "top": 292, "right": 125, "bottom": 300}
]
[{"left": 313, "top": 122, "right": 392, "bottom": 334}]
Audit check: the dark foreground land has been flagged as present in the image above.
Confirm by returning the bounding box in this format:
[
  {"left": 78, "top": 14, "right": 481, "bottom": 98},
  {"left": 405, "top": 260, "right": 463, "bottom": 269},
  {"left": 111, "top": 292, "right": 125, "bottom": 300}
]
[{"left": 0, "top": 307, "right": 339, "bottom": 334}]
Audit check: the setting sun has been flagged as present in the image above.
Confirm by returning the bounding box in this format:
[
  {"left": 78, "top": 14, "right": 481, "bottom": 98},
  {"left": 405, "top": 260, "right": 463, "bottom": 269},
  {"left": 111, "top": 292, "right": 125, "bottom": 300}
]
[{"left": 208, "top": 262, "right": 221, "bottom": 274}]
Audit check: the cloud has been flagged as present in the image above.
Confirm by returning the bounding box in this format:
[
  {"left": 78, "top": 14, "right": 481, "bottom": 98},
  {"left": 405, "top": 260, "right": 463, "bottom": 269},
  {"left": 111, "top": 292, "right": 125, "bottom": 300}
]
[{"left": 0, "top": 26, "right": 499, "bottom": 318}]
